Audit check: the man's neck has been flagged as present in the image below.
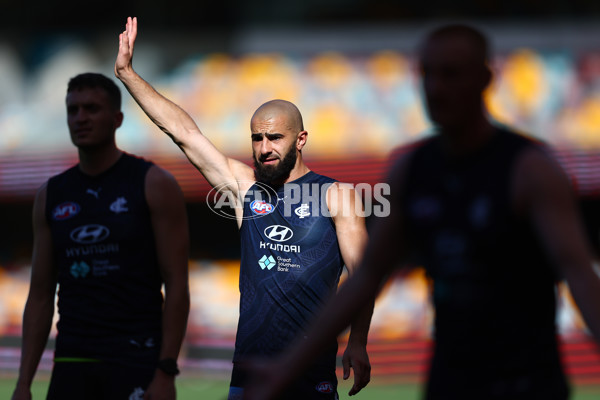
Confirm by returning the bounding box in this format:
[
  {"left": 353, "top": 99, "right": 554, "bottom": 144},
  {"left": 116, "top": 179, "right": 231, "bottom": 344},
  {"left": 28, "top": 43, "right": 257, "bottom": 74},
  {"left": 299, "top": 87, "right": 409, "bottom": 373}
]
[
  {"left": 78, "top": 145, "right": 123, "bottom": 176},
  {"left": 438, "top": 115, "right": 496, "bottom": 157},
  {"left": 283, "top": 159, "right": 311, "bottom": 184}
]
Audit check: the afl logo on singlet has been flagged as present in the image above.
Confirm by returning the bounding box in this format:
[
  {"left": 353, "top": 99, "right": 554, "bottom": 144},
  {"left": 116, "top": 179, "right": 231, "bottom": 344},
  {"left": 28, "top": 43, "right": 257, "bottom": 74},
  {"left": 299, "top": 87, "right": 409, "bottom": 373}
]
[
  {"left": 250, "top": 200, "right": 275, "bottom": 215},
  {"left": 315, "top": 381, "right": 334, "bottom": 393},
  {"left": 52, "top": 202, "right": 80, "bottom": 220}
]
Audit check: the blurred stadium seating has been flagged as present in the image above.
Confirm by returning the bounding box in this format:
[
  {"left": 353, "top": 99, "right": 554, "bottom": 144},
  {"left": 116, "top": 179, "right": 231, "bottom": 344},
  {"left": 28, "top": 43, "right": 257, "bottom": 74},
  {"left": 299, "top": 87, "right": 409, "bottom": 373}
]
[
  {"left": 1, "top": 23, "right": 600, "bottom": 383},
  {"left": 1, "top": 30, "right": 600, "bottom": 198}
]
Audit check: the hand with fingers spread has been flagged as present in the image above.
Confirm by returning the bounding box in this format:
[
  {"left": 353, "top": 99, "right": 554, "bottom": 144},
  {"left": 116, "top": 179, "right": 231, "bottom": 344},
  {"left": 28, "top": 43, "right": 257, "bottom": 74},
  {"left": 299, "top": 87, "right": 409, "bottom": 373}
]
[{"left": 115, "top": 16, "right": 138, "bottom": 79}]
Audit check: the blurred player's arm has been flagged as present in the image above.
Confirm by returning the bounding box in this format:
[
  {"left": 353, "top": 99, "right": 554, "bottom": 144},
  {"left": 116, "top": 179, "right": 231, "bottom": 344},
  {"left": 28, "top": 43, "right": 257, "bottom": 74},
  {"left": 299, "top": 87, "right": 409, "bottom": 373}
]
[
  {"left": 12, "top": 184, "right": 58, "bottom": 400},
  {"left": 328, "top": 182, "right": 372, "bottom": 396},
  {"left": 144, "top": 166, "right": 190, "bottom": 399},
  {"left": 114, "top": 17, "right": 253, "bottom": 194},
  {"left": 518, "top": 148, "right": 600, "bottom": 344},
  {"left": 245, "top": 159, "right": 410, "bottom": 400}
]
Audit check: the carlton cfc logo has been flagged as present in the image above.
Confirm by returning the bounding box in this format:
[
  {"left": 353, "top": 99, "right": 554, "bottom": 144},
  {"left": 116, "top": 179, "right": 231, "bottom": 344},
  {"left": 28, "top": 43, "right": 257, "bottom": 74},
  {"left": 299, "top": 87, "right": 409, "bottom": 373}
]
[
  {"left": 52, "top": 202, "right": 80, "bottom": 220},
  {"left": 315, "top": 381, "right": 334, "bottom": 393},
  {"left": 250, "top": 200, "right": 275, "bottom": 215}
]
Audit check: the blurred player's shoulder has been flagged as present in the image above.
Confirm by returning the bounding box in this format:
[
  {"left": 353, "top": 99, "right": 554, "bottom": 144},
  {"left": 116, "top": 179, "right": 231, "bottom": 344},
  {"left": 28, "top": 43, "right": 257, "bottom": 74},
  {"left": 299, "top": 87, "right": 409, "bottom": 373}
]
[
  {"left": 382, "top": 136, "right": 437, "bottom": 191},
  {"left": 387, "top": 135, "right": 436, "bottom": 168}
]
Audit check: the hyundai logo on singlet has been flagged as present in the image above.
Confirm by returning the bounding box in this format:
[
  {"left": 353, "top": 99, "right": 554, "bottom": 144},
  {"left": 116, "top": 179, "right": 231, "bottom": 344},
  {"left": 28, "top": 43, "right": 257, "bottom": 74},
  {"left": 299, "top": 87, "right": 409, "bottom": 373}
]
[
  {"left": 250, "top": 200, "right": 275, "bottom": 215},
  {"left": 264, "top": 225, "right": 294, "bottom": 242},
  {"left": 70, "top": 224, "right": 110, "bottom": 244}
]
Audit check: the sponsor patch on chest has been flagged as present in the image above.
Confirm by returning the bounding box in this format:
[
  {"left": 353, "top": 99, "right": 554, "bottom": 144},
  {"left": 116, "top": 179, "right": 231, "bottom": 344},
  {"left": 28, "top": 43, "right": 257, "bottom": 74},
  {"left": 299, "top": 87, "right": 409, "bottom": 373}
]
[
  {"left": 250, "top": 200, "right": 275, "bottom": 215},
  {"left": 315, "top": 381, "right": 335, "bottom": 393},
  {"left": 52, "top": 202, "right": 80, "bottom": 220}
]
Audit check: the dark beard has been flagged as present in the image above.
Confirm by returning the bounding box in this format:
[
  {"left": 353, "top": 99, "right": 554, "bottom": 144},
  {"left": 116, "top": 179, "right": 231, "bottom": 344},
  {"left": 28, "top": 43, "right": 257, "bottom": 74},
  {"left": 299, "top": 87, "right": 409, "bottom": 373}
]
[{"left": 253, "top": 147, "right": 297, "bottom": 187}]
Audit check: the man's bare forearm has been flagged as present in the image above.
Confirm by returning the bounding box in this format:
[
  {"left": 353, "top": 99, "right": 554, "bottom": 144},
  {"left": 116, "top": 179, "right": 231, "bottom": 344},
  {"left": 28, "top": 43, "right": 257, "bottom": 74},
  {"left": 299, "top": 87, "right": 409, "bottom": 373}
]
[
  {"left": 159, "top": 285, "right": 190, "bottom": 360},
  {"left": 117, "top": 68, "right": 199, "bottom": 149},
  {"left": 15, "top": 297, "right": 54, "bottom": 389},
  {"left": 348, "top": 299, "right": 374, "bottom": 346},
  {"left": 566, "top": 267, "right": 600, "bottom": 345}
]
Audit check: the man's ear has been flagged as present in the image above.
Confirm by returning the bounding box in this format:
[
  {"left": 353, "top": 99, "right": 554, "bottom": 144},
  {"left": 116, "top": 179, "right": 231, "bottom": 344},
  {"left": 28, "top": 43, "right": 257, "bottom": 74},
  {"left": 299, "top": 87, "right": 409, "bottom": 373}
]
[
  {"left": 481, "top": 64, "right": 493, "bottom": 92},
  {"left": 115, "top": 110, "right": 124, "bottom": 129},
  {"left": 297, "top": 130, "right": 308, "bottom": 150}
]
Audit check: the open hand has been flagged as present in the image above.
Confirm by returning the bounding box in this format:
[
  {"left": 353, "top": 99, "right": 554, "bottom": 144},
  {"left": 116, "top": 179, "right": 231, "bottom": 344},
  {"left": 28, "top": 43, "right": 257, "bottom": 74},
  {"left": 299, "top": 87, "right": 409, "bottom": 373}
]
[{"left": 115, "top": 16, "right": 138, "bottom": 79}]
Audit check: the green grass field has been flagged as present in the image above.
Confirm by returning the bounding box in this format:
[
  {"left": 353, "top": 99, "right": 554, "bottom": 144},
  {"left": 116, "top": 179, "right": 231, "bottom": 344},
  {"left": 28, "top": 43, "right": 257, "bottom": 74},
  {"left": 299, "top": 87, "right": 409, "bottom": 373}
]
[{"left": 1, "top": 375, "right": 599, "bottom": 399}]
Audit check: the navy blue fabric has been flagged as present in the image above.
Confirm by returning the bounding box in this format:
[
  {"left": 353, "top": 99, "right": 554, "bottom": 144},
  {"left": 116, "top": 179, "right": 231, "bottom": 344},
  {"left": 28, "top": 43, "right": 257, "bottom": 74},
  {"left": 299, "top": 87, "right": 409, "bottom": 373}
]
[
  {"left": 401, "top": 129, "right": 569, "bottom": 399},
  {"left": 47, "top": 361, "right": 155, "bottom": 400},
  {"left": 46, "top": 153, "right": 162, "bottom": 367},
  {"left": 234, "top": 171, "right": 343, "bottom": 369},
  {"left": 229, "top": 362, "right": 338, "bottom": 400}
]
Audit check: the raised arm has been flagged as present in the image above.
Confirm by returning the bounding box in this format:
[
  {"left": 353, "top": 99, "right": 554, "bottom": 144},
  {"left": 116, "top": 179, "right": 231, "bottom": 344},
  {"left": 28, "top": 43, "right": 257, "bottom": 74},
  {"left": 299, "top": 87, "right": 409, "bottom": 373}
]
[
  {"left": 327, "top": 182, "right": 372, "bottom": 396},
  {"left": 114, "top": 17, "right": 253, "bottom": 195},
  {"left": 517, "top": 148, "right": 600, "bottom": 343},
  {"left": 143, "top": 166, "right": 190, "bottom": 400},
  {"left": 12, "top": 185, "right": 58, "bottom": 400}
]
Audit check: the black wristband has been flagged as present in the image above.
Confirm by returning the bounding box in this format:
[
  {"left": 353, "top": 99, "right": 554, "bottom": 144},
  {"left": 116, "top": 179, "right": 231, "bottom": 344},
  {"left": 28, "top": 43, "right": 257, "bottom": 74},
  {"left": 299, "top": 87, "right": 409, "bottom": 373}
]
[{"left": 157, "top": 358, "right": 180, "bottom": 376}]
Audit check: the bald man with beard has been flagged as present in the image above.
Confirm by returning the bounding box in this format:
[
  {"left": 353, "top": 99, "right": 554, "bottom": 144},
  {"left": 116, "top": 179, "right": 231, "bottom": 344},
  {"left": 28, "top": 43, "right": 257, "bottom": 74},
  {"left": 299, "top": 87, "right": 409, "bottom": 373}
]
[{"left": 115, "top": 17, "right": 373, "bottom": 400}]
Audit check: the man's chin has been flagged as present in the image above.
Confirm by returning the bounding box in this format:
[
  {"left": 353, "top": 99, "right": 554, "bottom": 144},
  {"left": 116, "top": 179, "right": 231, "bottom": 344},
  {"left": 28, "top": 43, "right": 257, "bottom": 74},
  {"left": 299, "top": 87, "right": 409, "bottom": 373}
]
[
  {"left": 255, "top": 169, "right": 289, "bottom": 187},
  {"left": 72, "top": 140, "right": 91, "bottom": 149},
  {"left": 73, "top": 142, "right": 98, "bottom": 150},
  {"left": 259, "top": 160, "right": 280, "bottom": 168}
]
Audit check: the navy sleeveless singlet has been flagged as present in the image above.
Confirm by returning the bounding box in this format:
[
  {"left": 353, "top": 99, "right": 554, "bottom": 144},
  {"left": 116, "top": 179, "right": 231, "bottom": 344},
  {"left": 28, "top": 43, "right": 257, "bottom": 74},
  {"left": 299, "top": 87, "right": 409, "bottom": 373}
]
[
  {"left": 46, "top": 153, "right": 162, "bottom": 367},
  {"left": 234, "top": 171, "right": 343, "bottom": 368},
  {"left": 402, "top": 129, "right": 569, "bottom": 399}
]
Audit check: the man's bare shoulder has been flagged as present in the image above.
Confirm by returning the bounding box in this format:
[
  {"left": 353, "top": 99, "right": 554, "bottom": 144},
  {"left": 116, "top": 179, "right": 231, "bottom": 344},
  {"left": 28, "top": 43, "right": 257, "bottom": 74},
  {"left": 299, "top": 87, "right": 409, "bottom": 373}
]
[
  {"left": 145, "top": 164, "right": 180, "bottom": 189},
  {"left": 512, "top": 145, "right": 573, "bottom": 211},
  {"left": 32, "top": 181, "right": 49, "bottom": 219},
  {"left": 515, "top": 145, "right": 570, "bottom": 187}
]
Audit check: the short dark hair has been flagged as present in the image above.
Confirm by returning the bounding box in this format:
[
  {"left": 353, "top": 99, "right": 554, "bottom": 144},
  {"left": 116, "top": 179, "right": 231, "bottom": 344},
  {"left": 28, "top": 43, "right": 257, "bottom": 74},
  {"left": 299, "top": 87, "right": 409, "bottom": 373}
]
[
  {"left": 425, "top": 24, "right": 491, "bottom": 66},
  {"left": 67, "top": 73, "right": 122, "bottom": 110}
]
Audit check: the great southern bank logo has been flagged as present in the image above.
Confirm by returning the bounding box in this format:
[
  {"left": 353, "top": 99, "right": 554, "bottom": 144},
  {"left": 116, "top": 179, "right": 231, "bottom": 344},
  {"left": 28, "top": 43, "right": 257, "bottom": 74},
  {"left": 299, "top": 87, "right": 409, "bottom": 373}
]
[
  {"left": 70, "top": 261, "right": 90, "bottom": 278},
  {"left": 258, "top": 255, "right": 276, "bottom": 270}
]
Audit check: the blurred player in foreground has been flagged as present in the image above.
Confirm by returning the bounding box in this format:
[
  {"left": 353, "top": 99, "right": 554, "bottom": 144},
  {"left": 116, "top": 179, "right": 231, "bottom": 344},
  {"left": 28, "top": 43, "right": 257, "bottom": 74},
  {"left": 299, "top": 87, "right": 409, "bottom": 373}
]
[
  {"left": 244, "top": 24, "right": 600, "bottom": 400},
  {"left": 115, "top": 17, "right": 372, "bottom": 399},
  {"left": 12, "top": 73, "right": 190, "bottom": 400}
]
